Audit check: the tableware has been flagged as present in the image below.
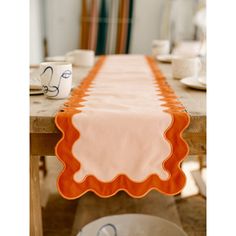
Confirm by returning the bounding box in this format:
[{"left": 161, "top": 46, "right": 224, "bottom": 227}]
[
  {"left": 30, "top": 89, "right": 44, "bottom": 95},
  {"left": 39, "top": 62, "right": 72, "bottom": 99},
  {"left": 180, "top": 76, "right": 206, "bottom": 90},
  {"left": 172, "top": 41, "right": 202, "bottom": 57},
  {"left": 65, "top": 49, "right": 95, "bottom": 67},
  {"left": 30, "top": 68, "right": 41, "bottom": 90},
  {"left": 172, "top": 56, "right": 201, "bottom": 79},
  {"left": 152, "top": 40, "right": 170, "bottom": 57},
  {"left": 156, "top": 54, "right": 177, "bottom": 63},
  {"left": 198, "top": 75, "right": 206, "bottom": 85},
  {"left": 77, "top": 214, "right": 187, "bottom": 236},
  {"left": 45, "top": 56, "right": 67, "bottom": 62}
]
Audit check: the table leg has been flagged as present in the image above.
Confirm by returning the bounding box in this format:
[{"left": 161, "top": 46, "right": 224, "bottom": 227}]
[
  {"left": 30, "top": 155, "right": 43, "bottom": 236},
  {"left": 197, "top": 154, "right": 205, "bottom": 171}
]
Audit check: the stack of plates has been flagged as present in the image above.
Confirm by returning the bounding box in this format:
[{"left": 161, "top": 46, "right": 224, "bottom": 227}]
[
  {"left": 30, "top": 88, "right": 43, "bottom": 95},
  {"left": 30, "top": 68, "right": 43, "bottom": 95},
  {"left": 156, "top": 54, "right": 174, "bottom": 63}
]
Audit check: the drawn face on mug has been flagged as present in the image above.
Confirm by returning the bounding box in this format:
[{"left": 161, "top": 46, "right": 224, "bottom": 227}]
[{"left": 40, "top": 62, "right": 72, "bottom": 99}]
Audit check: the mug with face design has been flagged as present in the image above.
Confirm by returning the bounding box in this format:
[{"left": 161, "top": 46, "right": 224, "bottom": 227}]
[
  {"left": 172, "top": 56, "right": 202, "bottom": 79},
  {"left": 39, "top": 62, "right": 72, "bottom": 99}
]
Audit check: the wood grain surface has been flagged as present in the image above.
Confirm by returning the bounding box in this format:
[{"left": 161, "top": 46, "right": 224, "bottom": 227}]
[{"left": 30, "top": 59, "right": 206, "bottom": 156}]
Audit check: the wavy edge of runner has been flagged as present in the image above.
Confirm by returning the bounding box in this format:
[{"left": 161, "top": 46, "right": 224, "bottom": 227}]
[{"left": 55, "top": 56, "right": 190, "bottom": 199}]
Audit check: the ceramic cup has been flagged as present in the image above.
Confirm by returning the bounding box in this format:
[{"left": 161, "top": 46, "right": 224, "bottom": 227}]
[
  {"left": 65, "top": 49, "right": 95, "bottom": 67},
  {"left": 152, "top": 40, "right": 170, "bottom": 57},
  {"left": 39, "top": 62, "right": 72, "bottom": 99},
  {"left": 172, "top": 56, "right": 202, "bottom": 79}
]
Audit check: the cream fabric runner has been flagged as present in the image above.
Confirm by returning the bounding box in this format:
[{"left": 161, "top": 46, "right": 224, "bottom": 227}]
[
  {"left": 72, "top": 55, "right": 172, "bottom": 183},
  {"left": 55, "top": 55, "right": 190, "bottom": 199}
]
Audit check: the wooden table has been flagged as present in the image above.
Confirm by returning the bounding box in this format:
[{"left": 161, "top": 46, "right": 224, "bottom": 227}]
[{"left": 30, "top": 61, "right": 206, "bottom": 236}]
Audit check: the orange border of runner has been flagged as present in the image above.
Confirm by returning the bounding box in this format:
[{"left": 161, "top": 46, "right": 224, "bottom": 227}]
[{"left": 55, "top": 56, "right": 190, "bottom": 199}]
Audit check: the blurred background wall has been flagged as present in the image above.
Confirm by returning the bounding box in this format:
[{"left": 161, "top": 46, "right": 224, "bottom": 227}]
[
  {"left": 30, "top": 0, "right": 203, "bottom": 64},
  {"left": 30, "top": 0, "right": 44, "bottom": 64},
  {"left": 44, "top": 0, "right": 81, "bottom": 56}
]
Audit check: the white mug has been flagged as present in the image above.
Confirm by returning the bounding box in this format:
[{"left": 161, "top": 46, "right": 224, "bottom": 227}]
[
  {"left": 152, "top": 40, "right": 170, "bottom": 57},
  {"left": 172, "top": 56, "right": 202, "bottom": 79},
  {"left": 65, "top": 49, "right": 95, "bottom": 67},
  {"left": 39, "top": 62, "right": 72, "bottom": 99}
]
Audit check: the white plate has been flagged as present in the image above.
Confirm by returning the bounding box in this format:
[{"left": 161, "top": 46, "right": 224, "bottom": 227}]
[
  {"left": 30, "top": 68, "right": 41, "bottom": 90},
  {"left": 156, "top": 54, "right": 178, "bottom": 63},
  {"left": 30, "top": 90, "right": 44, "bottom": 95},
  {"left": 77, "top": 214, "right": 187, "bottom": 236},
  {"left": 181, "top": 76, "right": 206, "bottom": 90},
  {"left": 198, "top": 76, "right": 206, "bottom": 85}
]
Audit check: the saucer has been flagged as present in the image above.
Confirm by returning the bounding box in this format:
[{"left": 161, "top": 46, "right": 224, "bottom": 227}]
[
  {"left": 30, "top": 89, "right": 44, "bottom": 95},
  {"left": 180, "top": 76, "right": 206, "bottom": 91},
  {"left": 198, "top": 76, "right": 206, "bottom": 85},
  {"left": 156, "top": 54, "right": 173, "bottom": 63},
  {"left": 30, "top": 68, "right": 41, "bottom": 90}
]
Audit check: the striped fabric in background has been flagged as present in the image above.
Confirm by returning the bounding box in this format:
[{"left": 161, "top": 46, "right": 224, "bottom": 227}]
[
  {"left": 96, "top": 0, "right": 108, "bottom": 55},
  {"left": 116, "top": 0, "right": 130, "bottom": 54},
  {"left": 79, "top": 0, "right": 134, "bottom": 55},
  {"left": 80, "top": 0, "right": 89, "bottom": 49},
  {"left": 88, "top": 0, "right": 99, "bottom": 50}
]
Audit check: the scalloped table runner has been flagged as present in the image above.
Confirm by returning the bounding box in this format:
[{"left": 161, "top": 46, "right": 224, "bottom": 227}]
[{"left": 55, "top": 55, "right": 190, "bottom": 199}]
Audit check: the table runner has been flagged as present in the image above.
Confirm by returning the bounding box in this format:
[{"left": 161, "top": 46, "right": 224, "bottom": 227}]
[{"left": 55, "top": 55, "right": 190, "bottom": 199}]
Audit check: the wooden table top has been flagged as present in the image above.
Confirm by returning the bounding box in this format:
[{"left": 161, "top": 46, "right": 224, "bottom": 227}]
[{"left": 30, "top": 61, "right": 206, "bottom": 135}]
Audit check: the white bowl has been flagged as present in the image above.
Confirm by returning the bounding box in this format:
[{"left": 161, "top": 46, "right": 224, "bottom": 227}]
[
  {"left": 65, "top": 49, "right": 95, "bottom": 67},
  {"left": 77, "top": 214, "right": 187, "bottom": 236},
  {"left": 45, "top": 56, "right": 67, "bottom": 62}
]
